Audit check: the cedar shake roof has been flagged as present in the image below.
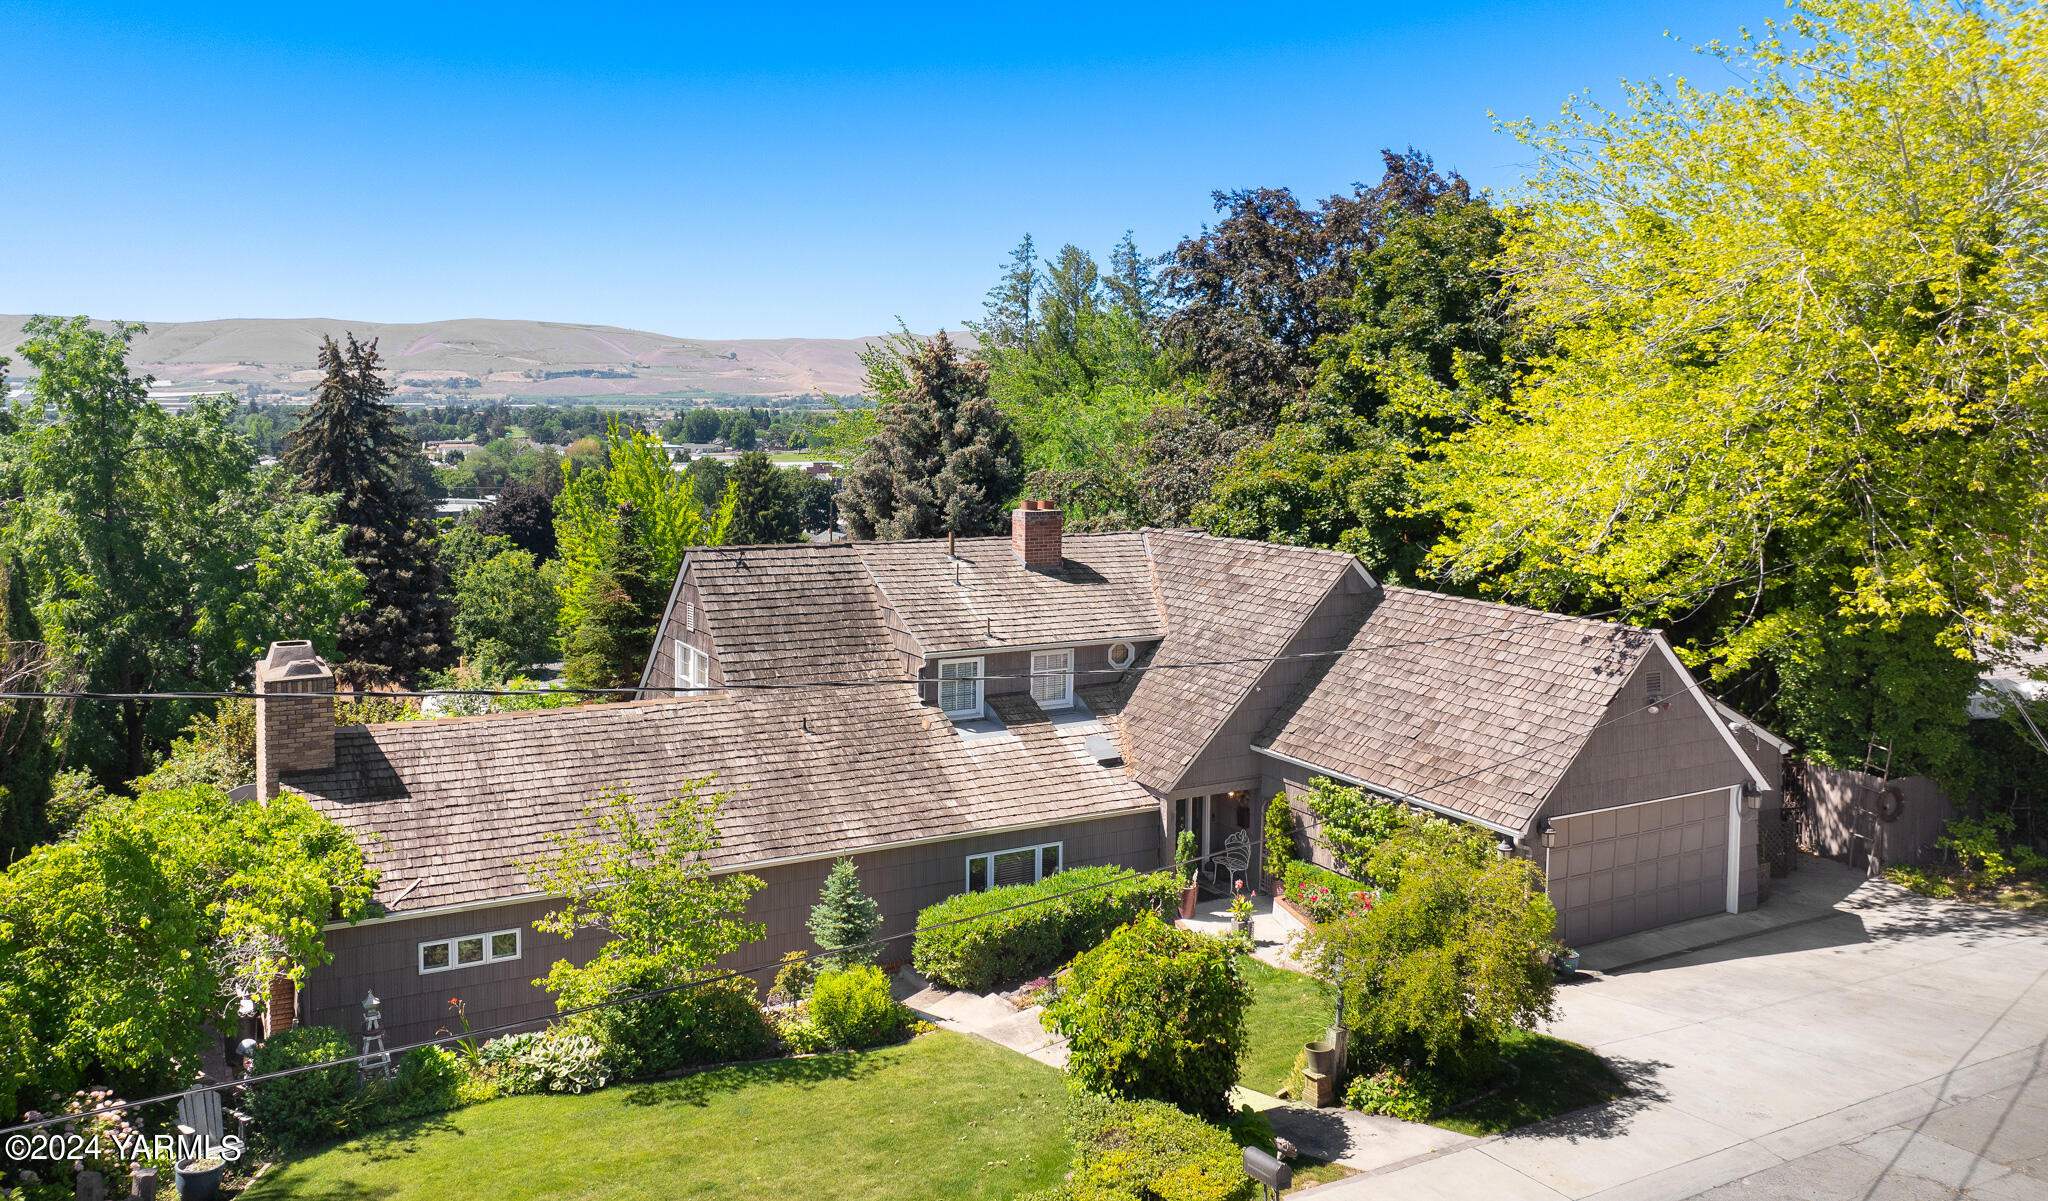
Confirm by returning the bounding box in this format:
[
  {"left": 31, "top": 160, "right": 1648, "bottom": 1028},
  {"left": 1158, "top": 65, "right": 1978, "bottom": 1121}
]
[
  {"left": 1256, "top": 586, "right": 1657, "bottom": 834},
  {"left": 1116, "top": 531, "right": 1360, "bottom": 793},
  {"left": 851, "top": 532, "right": 1163, "bottom": 656},
  {"left": 684, "top": 545, "right": 903, "bottom": 684},
  {"left": 286, "top": 684, "right": 1154, "bottom": 912}
]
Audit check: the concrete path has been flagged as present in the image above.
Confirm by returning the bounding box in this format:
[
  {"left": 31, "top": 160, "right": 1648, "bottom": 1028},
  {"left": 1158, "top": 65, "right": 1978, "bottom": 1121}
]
[
  {"left": 1180, "top": 892, "right": 1313, "bottom": 971},
  {"left": 1298, "top": 858, "right": 2048, "bottom": 1200},
  {"left": 900, "top": 977, "right": 1069, "bottom": 1068}
]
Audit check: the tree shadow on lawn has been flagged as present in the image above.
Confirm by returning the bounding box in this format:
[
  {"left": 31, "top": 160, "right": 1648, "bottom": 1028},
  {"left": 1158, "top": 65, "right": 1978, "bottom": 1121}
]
[
  {"left": 618, "top": 1051, "right": 880, "bottom": 1109},
  {"left": 327, "top": 1111, "right": 464, "bottom": 1165}
]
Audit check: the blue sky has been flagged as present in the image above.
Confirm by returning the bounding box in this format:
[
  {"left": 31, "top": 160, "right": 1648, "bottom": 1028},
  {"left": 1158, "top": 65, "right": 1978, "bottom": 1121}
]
[{"left": 1, "top": 1, "right": 1783, "bottom": 338}]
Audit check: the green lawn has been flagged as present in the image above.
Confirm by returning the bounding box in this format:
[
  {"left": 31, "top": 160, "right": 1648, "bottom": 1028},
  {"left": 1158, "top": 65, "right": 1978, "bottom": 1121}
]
[
  {"left": 1431, "top": 1029, "right": 1626, "bottom": 1137},
  {"left": 244, "top": 1032, "right": 1069, "bottom": 1201},
  {"left": 1239, "top": 959, "right": 1336, "bottom": 1095}
]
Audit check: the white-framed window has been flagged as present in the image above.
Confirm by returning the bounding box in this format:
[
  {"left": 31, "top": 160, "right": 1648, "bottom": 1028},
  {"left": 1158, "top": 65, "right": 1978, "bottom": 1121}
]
[
  {"left": 1030, "top": 649, "right": 1074, "bottom": 709},
  {"left": 965, "top": 842, "right": 1062, "bottom": 893},
  {"left": 419, "top": 928, "right": 521, "bottom": 974},
  {"left": 674, "top": 640, "right": 710, "bottom": 691},
  {"left": 1106, "top": 641, "right": 1136, "bottom": 670},
  {"left": 937, "top": 657, "right": 984, "bottom": 718}
]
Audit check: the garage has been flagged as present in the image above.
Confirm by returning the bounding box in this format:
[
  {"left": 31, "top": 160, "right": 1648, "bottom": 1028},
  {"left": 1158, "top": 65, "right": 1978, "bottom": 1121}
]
[{"left": 1544, "top": 789, "right": 1731, "bottom": 945}]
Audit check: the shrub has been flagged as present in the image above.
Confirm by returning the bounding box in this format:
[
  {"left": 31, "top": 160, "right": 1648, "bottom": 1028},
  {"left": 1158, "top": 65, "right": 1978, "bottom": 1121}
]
[
  {"left": 808, "top": 858, "right": 883, "bottom": 971},
  {"left": 584, "top": 975, "right": 774, "bottom": 1078},
  {"left": 1262, "top": 793, "right": 1294, "bottom": 884},
  {"left": 912, "top": 867, "right": 1180, "bottom": 993},
  {"left": 477, "top": 1028, "right": 612, "bottom": 1095},
  {"left": 768, "top": 950, "right": 817, "bottom": 1006},
  {"left": 807, "top": 965, "right": 910, "bottom": 1049},
  {"left": 372, "top": 1046, "right": 464, "bottom": 1123},
  {"left": 1040, "top": 913, "right": 1250, "bottom": 1120},
  {"left": 1299, "top": 822, "right": 1556, "bottom": 1073},
  {"left": 1019, "top": 1094, "right": 1254, "bottom": 1201},
  {"left": 1344, "top": 1066, "right": 1458, "bottom": 1122},
  {"left": 245, "top": 1027, "right": 363, "bottom": 1154},
  {"left": 1280, "top": 861, "right": 1375, "bottom": 924}
]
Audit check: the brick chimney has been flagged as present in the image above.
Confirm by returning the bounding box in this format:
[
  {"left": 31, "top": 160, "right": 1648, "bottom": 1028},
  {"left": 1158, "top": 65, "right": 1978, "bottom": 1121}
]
[
  {"left": 255, "top": 640, "right": 335, "bottom": 802},
  {"left": 1012, "top": 499, "right": 1064, "bottom": 572}
]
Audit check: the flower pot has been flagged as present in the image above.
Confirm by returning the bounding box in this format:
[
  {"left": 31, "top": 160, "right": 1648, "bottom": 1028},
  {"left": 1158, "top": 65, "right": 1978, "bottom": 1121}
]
[
  {"left": 1555, "top": 949, "right": 1580, "bottom": 979},
  {"left": 1304, "top": 1040, "right": 1337, "bottom": 1079},
  {"left": 1179, "top": 883, "right": 1199, "bottom": 919},
  {"left": 1231, "top": 915, "right": 1251, "bottom": 939},
  {"left": 175, "top": 1158, "right": 226, "bottom": 1201}
]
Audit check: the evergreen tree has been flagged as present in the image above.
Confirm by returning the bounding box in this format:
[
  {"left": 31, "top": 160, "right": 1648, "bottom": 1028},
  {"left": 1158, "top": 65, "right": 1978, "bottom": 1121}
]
[
  {"left": 807, "top": 858, "right": 882, "bottom": 970},
  {"left": 1105, "top": 231, "right": 1161, "bottom": 323},
  {"left": 471, "top": 482, "right": 558, "bottom": 560},
  {"left": 283, "top": 334, "right": 455, "bottom": 684},
  {"left": 839, "top": 333, "right": 1024, "bottom": 540},
  {"left": 561, "top": 505, "right": 664, "bottom": 692},
  {"left": 973, "top": 234, "right": 1039, "bottom": 351},
  {"left": 725, "top": 451, "right": 801, "bottom": 544}
]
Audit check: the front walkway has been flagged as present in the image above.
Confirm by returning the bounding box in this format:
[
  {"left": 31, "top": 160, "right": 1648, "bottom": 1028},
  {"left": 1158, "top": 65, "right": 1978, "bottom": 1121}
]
[{"left": 1297, "top": 858, "right": 2048, "bottom": 1200}]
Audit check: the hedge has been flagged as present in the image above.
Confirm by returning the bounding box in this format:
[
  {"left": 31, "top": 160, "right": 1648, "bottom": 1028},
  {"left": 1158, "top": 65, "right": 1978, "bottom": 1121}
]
[
  {"left": 245, "top": 1027, "right": 364, "bottom": 1155},
  {"left": 581, "top": 974, "right": 774, "bottom": 1078},
  {"left": 911, "top": 867, "right": 1180, "bottom": 992}
]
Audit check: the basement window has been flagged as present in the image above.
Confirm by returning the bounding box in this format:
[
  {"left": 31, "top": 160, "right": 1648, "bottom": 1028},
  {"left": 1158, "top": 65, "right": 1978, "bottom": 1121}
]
[
  {"left": 418, "top": 928, "right": 521, "bottom": 974},
  {"left": 965, "top": 842, "right": 1062, "bottom": 893}
]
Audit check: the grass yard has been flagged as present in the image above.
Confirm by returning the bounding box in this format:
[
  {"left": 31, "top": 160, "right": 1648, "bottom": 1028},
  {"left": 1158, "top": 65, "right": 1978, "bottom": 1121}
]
[
  {"left": 1239, "top": 958, "right": 1336, "bottom": 1095},
  {"left": 1431, "top": 1029, "right": 1626, "bottom": 1137},
  {"left": 244, "top": 1031, "right": 1069, "bottom": 1201}
]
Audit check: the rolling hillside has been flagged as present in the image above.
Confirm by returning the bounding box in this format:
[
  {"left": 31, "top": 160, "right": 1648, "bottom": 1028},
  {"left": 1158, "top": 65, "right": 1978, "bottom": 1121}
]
[{"left": 0, "top": 315, "right": 887, "bottom": 405}]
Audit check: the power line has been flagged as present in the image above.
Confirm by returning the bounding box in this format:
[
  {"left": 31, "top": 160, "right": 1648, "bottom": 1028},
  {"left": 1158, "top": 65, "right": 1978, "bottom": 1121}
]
[
  {"left": 0, "top": 841, "right": 1249, "bottom": 1137},
  {"left": 0, "top": 554, "right": 1811, "bottom": 705}
]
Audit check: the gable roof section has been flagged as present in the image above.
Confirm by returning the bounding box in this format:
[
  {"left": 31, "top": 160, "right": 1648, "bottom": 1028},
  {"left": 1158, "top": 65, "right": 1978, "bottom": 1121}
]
[
  {"left": 685, "top": 545, "right": 903, "bottom": 685},
  {"left": 851, "top": 532, "right": 1162, "bottom": 657},
  {"left": 1257, "top": 587, "right": 1656, "bottom": 834},
  {"left": 286, "top": 684, "right": 1155, "bottom": 914},
  {"left": 1117, "top": 530, "right": 1361, "bottom": 793}
]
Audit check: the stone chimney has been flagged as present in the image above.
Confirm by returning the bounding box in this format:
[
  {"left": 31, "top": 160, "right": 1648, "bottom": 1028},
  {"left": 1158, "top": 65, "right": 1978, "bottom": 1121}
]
[
  {"left": 1012, "top": 499, "right": 1064, "bottom": 571},
  {"left": 255, "top": 640, "right": 335, "bottom": 802}
]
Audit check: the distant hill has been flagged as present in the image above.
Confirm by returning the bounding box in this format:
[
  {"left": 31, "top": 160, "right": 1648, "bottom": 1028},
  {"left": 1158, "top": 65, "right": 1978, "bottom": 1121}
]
[{"left": 0, "top": 315, "right": 891, "bottom": 406}]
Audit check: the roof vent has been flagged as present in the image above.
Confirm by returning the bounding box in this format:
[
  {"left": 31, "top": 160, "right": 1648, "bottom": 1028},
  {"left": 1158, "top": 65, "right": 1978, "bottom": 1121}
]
[{"left": 1084, "top": 733, "right": 1123, "bottom": 766}]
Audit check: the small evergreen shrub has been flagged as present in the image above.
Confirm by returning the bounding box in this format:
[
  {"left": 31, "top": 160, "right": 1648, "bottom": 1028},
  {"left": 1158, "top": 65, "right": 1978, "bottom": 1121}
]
[
  {"left": 1040, "top": 913, "right": 1250, "bottom": 1120},
  {"left": 585, "top": 975, "right": 774, "bottom": 1078},
  {"left": 808, "top": 858, "right": 883, "bottom": 970},
  {"left": 245, "top": 1027, "right": 363, "bottom": 1154},
  {"left": 912, "top": 867, "right": 1180, "bottom": 992},
  {"left": 1018, "top": 1094, "right": 1255, "bottom": 1201},
  {"left": 807, "top": 965, "right": 910, "bottom": 1049}
]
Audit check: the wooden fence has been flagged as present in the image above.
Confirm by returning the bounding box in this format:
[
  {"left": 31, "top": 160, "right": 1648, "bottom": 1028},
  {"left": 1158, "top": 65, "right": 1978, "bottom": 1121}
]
[{"left": 1798, "top": 762, "right": 1955, "bottom": 872}]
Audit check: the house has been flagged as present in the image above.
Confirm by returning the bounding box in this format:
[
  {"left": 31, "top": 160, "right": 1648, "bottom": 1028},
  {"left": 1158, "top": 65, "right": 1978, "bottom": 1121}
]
[{"left": 263, "top": 502, "right": 1774, "bottom": 1044}]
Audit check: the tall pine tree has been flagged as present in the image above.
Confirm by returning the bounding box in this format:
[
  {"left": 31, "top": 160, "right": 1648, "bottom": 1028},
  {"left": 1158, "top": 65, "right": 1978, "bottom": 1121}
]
[
  {"left": 839, "top": 332, "right": 1023, "bottom": 540},
  {"left": 561, "top": 504, "right": 666, "bottom": 692},
  {"left": 283, "top": 335, "right": 455, "bottom": 684}
]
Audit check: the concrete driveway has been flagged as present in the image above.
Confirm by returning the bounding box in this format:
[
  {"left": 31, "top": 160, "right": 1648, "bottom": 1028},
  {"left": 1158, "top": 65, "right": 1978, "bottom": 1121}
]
[{"left": 1299, "top": 858, "right": 2048, "bottom": 1200}]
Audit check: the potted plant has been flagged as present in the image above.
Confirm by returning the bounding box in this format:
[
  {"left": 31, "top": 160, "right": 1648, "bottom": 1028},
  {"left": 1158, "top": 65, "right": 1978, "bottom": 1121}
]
[
  {"left": 1229, "top": 879, "right": 1255, "bottom": 939},
  {"left": 175, "top": 1155, "right": 226, "bottom": 1201},
  {"left": 1175, "top": 830, "right": 1199, "bottom": 919},
  {"left": 1554, "top": 946, "right": 1581, "bottom": 979}
]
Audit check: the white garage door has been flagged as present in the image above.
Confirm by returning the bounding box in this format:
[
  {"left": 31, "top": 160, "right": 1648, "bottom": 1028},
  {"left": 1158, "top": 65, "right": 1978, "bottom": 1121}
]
[{"left": 1546, "top": 790, "right": 1728, "bottom": 946}]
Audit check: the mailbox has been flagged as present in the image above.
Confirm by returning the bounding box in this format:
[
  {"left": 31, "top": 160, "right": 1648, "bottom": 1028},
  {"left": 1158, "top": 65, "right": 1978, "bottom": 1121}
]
[{"left": 1243, "top": 1146, "right": 1292, "bottom": 1197}]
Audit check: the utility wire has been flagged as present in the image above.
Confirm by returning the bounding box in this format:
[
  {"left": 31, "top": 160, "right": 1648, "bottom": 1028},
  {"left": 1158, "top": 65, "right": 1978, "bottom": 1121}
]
[{"left": 0, "top": 554, "right": 1812, "bottom": 704}]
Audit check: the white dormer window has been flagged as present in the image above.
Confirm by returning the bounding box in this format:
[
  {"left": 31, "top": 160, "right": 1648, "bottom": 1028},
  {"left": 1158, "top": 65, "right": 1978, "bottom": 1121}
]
[
  {"left": 1030, "top": 649, "right": 1074, "bottom": 709},
  {"left": 938, "top": 657, "right": 984, "bottom": 718},
  {"left": 674, "top": 640, "right": 710, "bottom": 692}
]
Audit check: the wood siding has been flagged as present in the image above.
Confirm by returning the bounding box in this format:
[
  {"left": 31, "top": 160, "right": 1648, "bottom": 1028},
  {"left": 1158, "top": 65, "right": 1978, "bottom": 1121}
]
[
  {"left": 916, "top": 642, "right": 1146, "bottom": 712},
  {"left": 644, "top": 569, "right": 721, "bottom": 696},
  {"left": 1541, "top": 655, "right": 1756, "bottom": 820},
  {"left": 301, "top": 810, "right": 1160, "bottom": 1046}
]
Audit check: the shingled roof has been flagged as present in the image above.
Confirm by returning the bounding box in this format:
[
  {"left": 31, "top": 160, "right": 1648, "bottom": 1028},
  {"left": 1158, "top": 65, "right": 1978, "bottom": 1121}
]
[
  {"left": 285, "top": 684, "right": 1153, "bottom": 912},
  {"left": 1256, "top": 587, "right": 1657, "bottom": 834},
  {"left": 682, "top": 545, "right": 903, "bottom": 685},
  {"left": 1116, "top": 531, "right": 1361, "bottom": 793},
  {"left": 852, "top": 533, "right": 1162, "bottom": 655}
]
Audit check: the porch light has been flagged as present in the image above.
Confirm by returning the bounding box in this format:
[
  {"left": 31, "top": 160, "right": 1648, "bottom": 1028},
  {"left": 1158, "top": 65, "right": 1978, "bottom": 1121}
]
[
  {"left": 1742, "top": 785, "right": 1764, "bottom": 812},
  {"left": 1540, "top": 822, "right": 1557, "bottom": 849}
]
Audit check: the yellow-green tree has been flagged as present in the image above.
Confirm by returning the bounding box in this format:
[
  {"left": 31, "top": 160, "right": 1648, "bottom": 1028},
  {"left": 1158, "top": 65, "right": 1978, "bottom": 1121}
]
[{"left": 1424, "top": 0, "right": 2048, "bottom": 780}]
